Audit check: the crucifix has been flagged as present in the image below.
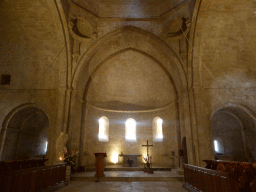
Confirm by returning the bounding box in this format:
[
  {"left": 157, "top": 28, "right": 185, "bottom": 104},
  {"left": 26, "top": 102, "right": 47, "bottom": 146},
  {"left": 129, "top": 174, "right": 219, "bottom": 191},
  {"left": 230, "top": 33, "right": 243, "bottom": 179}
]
[{"left": 142, "top": 140, "right": 153, "bottom": 157}]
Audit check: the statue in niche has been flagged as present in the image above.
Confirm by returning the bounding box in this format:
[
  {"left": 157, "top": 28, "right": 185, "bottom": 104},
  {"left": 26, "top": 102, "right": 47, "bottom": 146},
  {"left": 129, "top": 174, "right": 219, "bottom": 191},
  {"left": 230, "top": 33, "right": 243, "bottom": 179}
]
[{"left": 56, "top": 132, "right": 68, "bottom": 160}]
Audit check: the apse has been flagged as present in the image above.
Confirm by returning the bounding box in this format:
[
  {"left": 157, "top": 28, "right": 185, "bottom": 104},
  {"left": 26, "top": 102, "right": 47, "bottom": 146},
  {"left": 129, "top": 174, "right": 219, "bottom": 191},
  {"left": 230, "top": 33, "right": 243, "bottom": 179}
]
[
  {"left": 87, "top": 50, "right": 175, "bottom": 110},
  {"left": 81, "top": 50, "right": 179, "bottom": 168}
]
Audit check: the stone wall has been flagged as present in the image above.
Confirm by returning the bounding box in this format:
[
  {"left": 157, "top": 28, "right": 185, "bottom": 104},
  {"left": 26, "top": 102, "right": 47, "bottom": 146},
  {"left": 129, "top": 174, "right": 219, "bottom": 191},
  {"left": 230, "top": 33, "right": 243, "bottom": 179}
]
[
  {"left": 2, "top": 0, "right": 256, "bottom": 166},
  {"left": 0, "top": 0, "right": 66, "bottom": 164},
  {"left": 191, "top": 0, "right": 256, "bottom": 165},
  {"left": 80, "top": 104, "right": 179, "bottom": 168}
]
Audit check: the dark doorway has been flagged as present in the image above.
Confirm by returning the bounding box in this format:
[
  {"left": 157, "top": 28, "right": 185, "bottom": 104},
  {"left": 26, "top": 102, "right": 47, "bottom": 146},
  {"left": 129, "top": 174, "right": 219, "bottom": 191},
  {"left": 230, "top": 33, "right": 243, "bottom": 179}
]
[
  {"left": 1, "top": 107, "right": 49, "bottom": 160},
  {"left": 211, "top": 106, "right": 256, "bottom": 162}
]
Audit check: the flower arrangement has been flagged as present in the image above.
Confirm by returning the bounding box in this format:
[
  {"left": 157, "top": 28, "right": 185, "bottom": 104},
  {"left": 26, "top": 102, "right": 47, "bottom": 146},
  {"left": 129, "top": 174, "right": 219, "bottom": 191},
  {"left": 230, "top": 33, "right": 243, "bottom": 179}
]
[
  {"left": 143, "top": 155, "right": 153, "bottom": 172},
  {"left": 143, "top": 155, "right": 152, "bottom": 163},
  {"left": 64, "top": 149, "right": 79, "bottom": 166}
]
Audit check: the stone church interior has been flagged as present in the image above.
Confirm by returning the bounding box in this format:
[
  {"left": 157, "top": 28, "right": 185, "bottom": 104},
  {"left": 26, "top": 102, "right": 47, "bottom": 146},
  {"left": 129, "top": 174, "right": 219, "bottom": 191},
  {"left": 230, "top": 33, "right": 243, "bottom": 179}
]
[{"left": 1, "top": 0, "right": 256, "bottom": 191}]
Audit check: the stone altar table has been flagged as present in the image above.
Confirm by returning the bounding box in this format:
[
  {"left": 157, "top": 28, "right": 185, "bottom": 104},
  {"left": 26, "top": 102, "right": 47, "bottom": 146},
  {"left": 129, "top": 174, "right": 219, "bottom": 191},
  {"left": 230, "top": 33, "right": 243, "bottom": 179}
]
[{"left": 119, "top": 154, "right": 142, "bottom": 167}]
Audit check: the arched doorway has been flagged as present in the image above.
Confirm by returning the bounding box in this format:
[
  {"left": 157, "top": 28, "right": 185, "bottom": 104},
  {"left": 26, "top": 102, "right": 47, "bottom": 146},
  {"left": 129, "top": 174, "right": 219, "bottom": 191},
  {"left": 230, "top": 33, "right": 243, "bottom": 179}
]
[
  {"left": 1, "top": 106, "right": 49, "bottom": 160},
  {"left": 211, "top": 105, "right": 256, "bottom": 162}
]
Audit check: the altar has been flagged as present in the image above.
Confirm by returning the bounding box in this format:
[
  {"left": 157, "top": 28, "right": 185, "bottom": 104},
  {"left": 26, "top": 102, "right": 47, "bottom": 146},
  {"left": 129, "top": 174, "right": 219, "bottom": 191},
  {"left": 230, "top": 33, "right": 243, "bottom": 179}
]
[{"left": 119, "top": 154, "right": 142, "bottom": 167}]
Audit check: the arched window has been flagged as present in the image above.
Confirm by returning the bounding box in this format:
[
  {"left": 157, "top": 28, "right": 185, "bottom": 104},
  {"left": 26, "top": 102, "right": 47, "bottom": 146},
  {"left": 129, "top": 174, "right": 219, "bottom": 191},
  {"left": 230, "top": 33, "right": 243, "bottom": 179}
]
[
  {"left": 153, "top": 117, "right": 163, "bottom": 141},
  {"left": 45, "top": 141, "right": 48, "bottom": 153},
  {"left": 125, "top": 118, "right": 136, "bottom": 142},
  {"left": 214, "top": 140, "right": 219, "bottom": 152},
  {"left": 213, "top": 139, "right": 224, "bottom": 154},
  {"left": 98, "top": 116, "right": 109, "bottom": 142}
]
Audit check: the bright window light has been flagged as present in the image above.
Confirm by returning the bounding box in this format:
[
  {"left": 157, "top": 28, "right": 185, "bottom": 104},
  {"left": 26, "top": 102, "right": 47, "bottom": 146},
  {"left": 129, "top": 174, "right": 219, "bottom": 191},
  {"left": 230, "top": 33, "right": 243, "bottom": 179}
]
[
  {"left": 157, "top": 119, "right": 163, "bottom": 138},
  {"left": 98, "top": 116, "right": 109, "bottom": 142},
  {"left": 45, "top": 141, "right": 48, "bottom": 153},
  {"left": 126, "top": 118, "right": 136, "bottom": 141},
  {"left": 214, "top": 140, "right": 219, "bottom": 152},
  {"left": 98, "top": 117, "right": 107, "bottom": 140}
]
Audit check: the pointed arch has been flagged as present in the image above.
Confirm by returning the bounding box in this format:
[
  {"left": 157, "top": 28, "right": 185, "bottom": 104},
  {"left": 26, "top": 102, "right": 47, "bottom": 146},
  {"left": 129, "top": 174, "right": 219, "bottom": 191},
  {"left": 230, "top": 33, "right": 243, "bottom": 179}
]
[{"left": 73, "top": 26, "right": 188, "bottom": 98}]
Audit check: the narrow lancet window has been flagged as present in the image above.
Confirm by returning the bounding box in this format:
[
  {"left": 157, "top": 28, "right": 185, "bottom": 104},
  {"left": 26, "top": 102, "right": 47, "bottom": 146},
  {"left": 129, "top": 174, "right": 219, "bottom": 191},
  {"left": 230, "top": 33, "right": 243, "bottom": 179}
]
[
  {"left": 153, "top": 117, "right": 163, "bottom": 141},
  {"left": 98, "top": 116, "right": 109, "bottom": 142},
  {"left": 125, "top": 118, "right": 136, "bottom": 142},
  {"left": 214, "top": 140, "right": 219, "bottom": 152},
  {"left": 45, "top": 141, "right": 48, "bottom": 153},
  {"left": 213, "top": 139, "right": 224, "bottom": 153},
  {"left": 157, "top": 119, "right": 163, "bottom": 139}
]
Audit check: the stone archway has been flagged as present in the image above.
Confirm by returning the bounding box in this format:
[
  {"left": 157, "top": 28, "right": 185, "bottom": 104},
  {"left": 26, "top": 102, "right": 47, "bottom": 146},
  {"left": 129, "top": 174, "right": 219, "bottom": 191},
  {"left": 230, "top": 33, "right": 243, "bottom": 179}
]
[
  {"left": 0, "top": 105, "right": 49, "bottom": 160},
  {"left": 64, "top": 25, "right": 201, "bottom": 168},
  {"left": 80, "top": 49, "right": 179, "bottom": 167},
  {"left": 68, "top": 26, "right": 195, "bottom": 168},
  {"left": 210, "top": 104, "right": 256, "bottom": 162}
]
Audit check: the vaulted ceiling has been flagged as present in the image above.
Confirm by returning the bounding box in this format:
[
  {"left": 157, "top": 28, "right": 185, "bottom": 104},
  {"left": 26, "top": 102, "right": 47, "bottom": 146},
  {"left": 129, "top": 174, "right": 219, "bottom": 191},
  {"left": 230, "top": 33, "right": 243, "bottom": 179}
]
[{"left": 72, "top": 0, "right": 186, "bottom": 18}]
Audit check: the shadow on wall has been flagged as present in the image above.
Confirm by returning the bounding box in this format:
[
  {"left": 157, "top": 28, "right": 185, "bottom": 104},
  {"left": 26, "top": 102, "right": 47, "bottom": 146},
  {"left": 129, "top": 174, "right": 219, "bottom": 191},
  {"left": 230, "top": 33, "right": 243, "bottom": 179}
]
[
  {"left": 182, "top": 137, "right": 188, "bottom": 164},
  {"left": 211, "top": 105, "right": 256, "bottom": 162},
  {"left": 0, "top": 107, "right": 49, "bottom": 161}
]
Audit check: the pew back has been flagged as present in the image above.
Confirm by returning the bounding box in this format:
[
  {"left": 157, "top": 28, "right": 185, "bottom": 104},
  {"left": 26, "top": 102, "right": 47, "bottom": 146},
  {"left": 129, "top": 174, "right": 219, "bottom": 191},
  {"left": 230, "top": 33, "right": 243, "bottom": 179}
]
[
  {"left": 0, "top": 163, "right": 67, "bottom": 192},
  {"left": 184, "top": 164, "right": 232, "bottom": 192},
  {"left": 184, "top": 161, "right": 256, "bottom": 192}
]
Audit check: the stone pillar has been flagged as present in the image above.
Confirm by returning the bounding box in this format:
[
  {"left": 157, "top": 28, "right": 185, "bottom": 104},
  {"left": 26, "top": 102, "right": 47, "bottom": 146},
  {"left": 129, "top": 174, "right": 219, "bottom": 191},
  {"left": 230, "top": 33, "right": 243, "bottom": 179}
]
[{"left": 94, "top": 153, "right": 107, "bottom": 177}]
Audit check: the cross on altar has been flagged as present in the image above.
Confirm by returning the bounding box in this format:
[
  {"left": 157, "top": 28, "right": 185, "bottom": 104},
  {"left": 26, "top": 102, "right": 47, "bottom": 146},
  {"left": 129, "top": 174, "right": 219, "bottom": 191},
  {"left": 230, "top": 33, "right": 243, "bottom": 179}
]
[{"left": 142, "top": 140, "right": 153, "bottom": 157}]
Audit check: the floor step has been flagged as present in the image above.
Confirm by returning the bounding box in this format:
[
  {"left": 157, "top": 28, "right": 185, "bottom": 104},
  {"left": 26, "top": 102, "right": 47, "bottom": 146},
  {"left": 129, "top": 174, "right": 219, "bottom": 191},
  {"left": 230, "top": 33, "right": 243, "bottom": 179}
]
[
  {"left": 71, "top": 170, "right": 184, "bottom": 182},
  {"left": 84, "top": 167, "right": 172, "bottom": 172},
  {"left": 72, "top": 177, "right": 184, "bottom": 182}
]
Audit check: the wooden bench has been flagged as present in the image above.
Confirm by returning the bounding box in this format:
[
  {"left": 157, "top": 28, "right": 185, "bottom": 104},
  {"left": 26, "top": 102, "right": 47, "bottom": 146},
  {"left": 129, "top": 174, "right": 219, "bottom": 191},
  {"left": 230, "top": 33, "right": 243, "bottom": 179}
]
[
  {"left": 184, "top": 160, "right": 256, "bottom": 192},
  {"left": 0, "top": 159, "right": 48, "bottom": 172},
  {"left": 0, "top": 159, "right": 67, "bottom": 192}
]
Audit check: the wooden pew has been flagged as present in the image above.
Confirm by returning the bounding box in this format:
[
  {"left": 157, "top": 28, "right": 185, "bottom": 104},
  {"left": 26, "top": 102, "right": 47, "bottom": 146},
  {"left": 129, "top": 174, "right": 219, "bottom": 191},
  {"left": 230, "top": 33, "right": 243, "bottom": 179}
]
[
  {"left": 184, "top": 164, "right": 231, "bottom": 192},
  {"left": 184, "top": 160, "right": 256, "bottom": 192},
  {"left": 0, "top": 160, "right": 67, "bottom": 192},
  {"left": 204, "top": 160, "right": 256, "bottom": 192},
  {"left": 0, "top": 159, "right": 48, "bottom": 173}
]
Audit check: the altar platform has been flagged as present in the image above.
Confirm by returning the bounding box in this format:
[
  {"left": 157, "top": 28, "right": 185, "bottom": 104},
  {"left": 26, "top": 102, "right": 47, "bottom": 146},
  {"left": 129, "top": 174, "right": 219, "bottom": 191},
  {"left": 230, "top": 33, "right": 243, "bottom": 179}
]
[
  {"left": 72, "top": 166, "right": 183, "bottom": 182},
  {"left": 83, "top": 164, "right": 173, "bottom": 172}
]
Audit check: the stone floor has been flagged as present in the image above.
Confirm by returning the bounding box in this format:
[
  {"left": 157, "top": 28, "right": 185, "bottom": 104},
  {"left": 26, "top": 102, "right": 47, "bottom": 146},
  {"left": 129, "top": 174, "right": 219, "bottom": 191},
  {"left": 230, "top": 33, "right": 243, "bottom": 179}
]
[
  {"left": 60, "top": 166, "right": 186, "bottom": 191},
  {"left": 73, "top": 170, "right": 183, "bottom": 178},
  {"left": 57, "top": 181, "right": 187, "bottom": 192}
]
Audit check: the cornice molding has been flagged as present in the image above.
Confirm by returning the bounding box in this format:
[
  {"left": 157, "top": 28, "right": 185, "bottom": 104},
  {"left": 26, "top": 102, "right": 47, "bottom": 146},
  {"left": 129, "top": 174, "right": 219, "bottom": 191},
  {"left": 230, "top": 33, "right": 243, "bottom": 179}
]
[{"left": 86, "top": 101, "right": 177, "bottom": 113}]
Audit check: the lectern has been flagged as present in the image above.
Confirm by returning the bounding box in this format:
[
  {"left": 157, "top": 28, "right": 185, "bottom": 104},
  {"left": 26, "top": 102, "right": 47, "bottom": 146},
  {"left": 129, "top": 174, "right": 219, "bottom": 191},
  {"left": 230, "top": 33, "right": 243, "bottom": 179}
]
[{"left": 94, "top": 153, "right": 107, "bottom": 177}]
